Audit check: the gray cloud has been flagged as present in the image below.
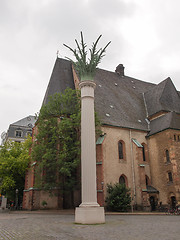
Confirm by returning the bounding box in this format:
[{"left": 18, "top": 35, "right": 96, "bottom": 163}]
[{"left": 1, "top": 0, "right": 180, "bottom": 137}]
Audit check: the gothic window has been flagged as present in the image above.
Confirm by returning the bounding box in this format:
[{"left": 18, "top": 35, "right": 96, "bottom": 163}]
[
  {"left": 166, "top": 150, "right": 170, "bottom": 163},
  {"left": 119, "top": 175, "right": 125, "bottom": 185},
  {"left": 119, "top": 174, "right": 127, "bottom": 186},
  {"left": 118, "top": 140, "right": 125, "bottom": 160}
]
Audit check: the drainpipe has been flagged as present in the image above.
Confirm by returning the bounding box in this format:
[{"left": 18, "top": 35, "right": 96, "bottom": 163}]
[{"left": 130, "top": 129, "right": 136, "bottom": 211}]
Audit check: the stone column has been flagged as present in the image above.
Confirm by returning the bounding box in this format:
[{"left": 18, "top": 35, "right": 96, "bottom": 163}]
[{"left": 75, "top": 80, "right": 105, "bottom": 224}]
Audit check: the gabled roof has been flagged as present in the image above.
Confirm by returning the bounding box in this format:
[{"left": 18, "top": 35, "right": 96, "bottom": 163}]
[
  {"left": 7, "top": 115, "right": 36, "bottom": 139},
  {"left": 42, "top": 58, "right": 180, "bottom": 134},
  {"left": 147, "top": 111, "right": 180, "bottom": 136},
  {"left": 144, "top": 78, "right": 180, "bottom": 117},
  {"left": 11, "top": 115, "right": 36, "bottom": 128}
]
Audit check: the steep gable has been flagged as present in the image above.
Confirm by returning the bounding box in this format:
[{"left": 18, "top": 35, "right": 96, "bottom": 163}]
[
  {"left": 160, "top": 78, "right": 180, "bottom": 113},
  {"left": 42, "top": 58, "right": 75, "bottom": 105},
  {"left": 144, "top": 78, "right": 180, "bottom": 117}
]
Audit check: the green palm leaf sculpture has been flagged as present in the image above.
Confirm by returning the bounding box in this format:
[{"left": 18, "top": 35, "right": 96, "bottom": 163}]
[{"left": 63, "top": 32, "right": 111, "bottom": 81}]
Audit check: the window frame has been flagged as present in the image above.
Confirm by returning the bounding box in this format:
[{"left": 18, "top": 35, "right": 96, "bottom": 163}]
[
  {"left": 119, "top": 174, "right": 128, "bottom": 187},
  {"left": 168, "top": 171, "right": 173, "bottom": 183},
  {"left": 118, "top": 140, "right": 126, "bottom": 160},
  {"left": 15, "top": 130, "right": 23, "bottom": 138},
  {"left": 165, "top": 149, "right": 170, "bottom": 163},
  {"left": 142, "top": 144, "right": 146, "bottom": 162}
]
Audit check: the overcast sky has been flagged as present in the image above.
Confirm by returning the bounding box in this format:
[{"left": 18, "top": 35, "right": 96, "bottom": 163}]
[{"left": 1, "top": 0, "right": 180, "bottom": 137}]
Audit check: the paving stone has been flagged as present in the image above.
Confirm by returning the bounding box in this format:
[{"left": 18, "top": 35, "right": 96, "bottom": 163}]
[{"left": 0, "top": 212, "right": 179, "bottom": 240}]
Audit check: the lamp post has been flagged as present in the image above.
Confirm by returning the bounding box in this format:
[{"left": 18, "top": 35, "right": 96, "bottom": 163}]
[{"left": 15, "top": 189, "right": 18, "bottom": 210}]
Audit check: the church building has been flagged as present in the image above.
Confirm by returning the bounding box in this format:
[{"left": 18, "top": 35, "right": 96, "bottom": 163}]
[{"left": 23, "top": 58, "right": 180, "bottom": 211}]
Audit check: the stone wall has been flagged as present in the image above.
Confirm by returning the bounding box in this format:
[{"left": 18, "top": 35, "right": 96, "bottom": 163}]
[
  {"left": 101, "top": 125, "right": 149, "bottom": 208},
  {"left": 147, "top": 129, "right": 180, "bottom": 206}
]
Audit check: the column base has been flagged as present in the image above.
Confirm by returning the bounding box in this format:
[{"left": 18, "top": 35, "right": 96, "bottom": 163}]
[{"left": 75, "top": 206, "right": 105, "bottom": 224}]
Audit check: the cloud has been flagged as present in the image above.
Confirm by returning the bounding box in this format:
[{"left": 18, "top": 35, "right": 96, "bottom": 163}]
[{"left": 1, "top": 0, "right": 180, "bottom": 137}]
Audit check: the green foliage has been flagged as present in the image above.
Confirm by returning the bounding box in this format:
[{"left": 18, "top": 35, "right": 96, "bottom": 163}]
[
  {"left": 32, "top": 88, "right": 81, "bottom": 193},
  {"left": 64, "top": 32, "right": 111, "bottom": 80},
  {"left": 0, "top": 137, "right": 32, "bottom": 201},
  {"left": 106, "top": 183, "right": 131, "bottom": 212},
  {"left": 41, "top": 200, "right": 47, "bottom": 206},
  {"left": 32, "top": 88, "right": 102, "bottom": 206}
]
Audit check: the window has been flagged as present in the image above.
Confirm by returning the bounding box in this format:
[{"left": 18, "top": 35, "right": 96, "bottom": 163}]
[
  {"left": 119, "top": 174, "right": 128, "bottom": 187},
  {"left": 168, "top": 172, "right": 173, "bottom": 182},
  {"left": 118, "top": 140, "right": 125, "bottom": 160},
  {"left": 145, "top": 175, "right": 149, "bottom": 186},
  {"left": 174, "top": 135, "right": 176, "bottom": 141},
  {"left": 15, "top": 130, "right": 22, "bottom": 138},
  {"left": 142, "top": 144, "right": 146, "bottom": 162},
  {"left": 119, "top": 175, "right": 125, "bottom": 185},
  {"left": 166, "top": 150, "right": 170, "bottom": 163}
]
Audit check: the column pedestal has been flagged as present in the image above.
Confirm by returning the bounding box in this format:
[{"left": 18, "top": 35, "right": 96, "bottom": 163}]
[{"left": 75, "top": 206, "right": 105, "bottom": 224}]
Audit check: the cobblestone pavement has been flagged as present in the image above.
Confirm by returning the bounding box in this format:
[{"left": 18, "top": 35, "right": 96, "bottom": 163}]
[{"left": 0, "top": 212, "right": 180, "bottom": 240}]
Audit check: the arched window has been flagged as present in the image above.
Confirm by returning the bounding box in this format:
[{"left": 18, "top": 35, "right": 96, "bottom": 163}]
[
  {"left": 119, "top": 174, "right": 128, "bottom": 187},
  {"left": 166, "top": 150, "right": 170, "bottom": 163},
  {"left": 118, "top": 140, "right": 125, "bottom": 160},
  {"left": 119, "top": 175, "right": 125, "bottom": 185}
]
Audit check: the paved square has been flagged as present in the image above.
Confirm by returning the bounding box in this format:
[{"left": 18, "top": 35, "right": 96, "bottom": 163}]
[{"left": 0, "top": 212, "right": 179, "bottom": 240}]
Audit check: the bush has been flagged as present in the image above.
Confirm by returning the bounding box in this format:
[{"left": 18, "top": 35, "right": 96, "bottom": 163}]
[
  {"left": 106, "top": 183, "right": 131, "bottom": 212},
  {"left": 41, "top": 200, "right": 47, "bottom": 207}
]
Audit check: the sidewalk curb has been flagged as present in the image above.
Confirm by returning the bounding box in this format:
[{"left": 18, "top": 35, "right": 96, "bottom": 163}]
[{"left": 7, "top": 210, "right": 166, "bottom": 216}]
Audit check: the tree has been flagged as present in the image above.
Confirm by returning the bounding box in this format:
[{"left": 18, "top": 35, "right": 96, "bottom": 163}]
[
  {"left": 63, "top": 32, "right": 111, "bottom": 81},
  {"left": 31, "top": 88, "right": 101, "bottom": 207},
  {"left": 0, "top": 137, "right": 32, "bottom": 203},
  {"left": 31, "top": 88, "right": 81, "bottom": 207},
  {"left": 105, "top": 183, "right": 131, "bottom": 212}
]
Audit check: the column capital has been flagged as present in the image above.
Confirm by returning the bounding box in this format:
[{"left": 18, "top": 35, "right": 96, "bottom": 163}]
[{"left": 79, "top": 80, "right": 96, "bottom": 90}]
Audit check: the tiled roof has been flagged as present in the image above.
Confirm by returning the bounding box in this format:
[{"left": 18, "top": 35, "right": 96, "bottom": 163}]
[
  {"left": 42, "top": 58, "right": 180, "bottom": 134},
  {"left": 7, "top": 115, "right": 36, "bottom": 139},
  {"left": 42, "top": 58, "right": 75, "bottom": 105},
  {"left": 94, "top": 69, "right": 154, "bottom": 131},
  {"left": 11, "top": 115, "right": 36, "bottom": 128}
]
